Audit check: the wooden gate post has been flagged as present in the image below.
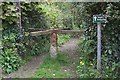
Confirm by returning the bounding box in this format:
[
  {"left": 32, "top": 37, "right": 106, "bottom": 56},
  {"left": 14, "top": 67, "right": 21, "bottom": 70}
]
[{"left": 50, "top": 30, "right": 58, "bottom": 58}]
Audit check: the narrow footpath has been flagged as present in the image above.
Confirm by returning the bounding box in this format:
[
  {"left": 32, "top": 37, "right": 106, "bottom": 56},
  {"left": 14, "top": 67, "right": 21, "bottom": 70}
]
[
  {"left": 2, "top": 38, "right": 80, "bottom": 78},
  {"left": 59, "top": 38, "right": 80, "bottom": 78}
]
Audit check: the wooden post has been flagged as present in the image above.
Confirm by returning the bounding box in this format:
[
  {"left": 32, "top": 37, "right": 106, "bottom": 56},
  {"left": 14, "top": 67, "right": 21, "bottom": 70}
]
[
  {"left": 16, "top": 0, "right": 22, "bottom": 32},
  {"left": 50, "top": 30, "right": 58, "bottom": 58},
  {"left": 0, "top": 4, "right": 2, "bottom": 53}
]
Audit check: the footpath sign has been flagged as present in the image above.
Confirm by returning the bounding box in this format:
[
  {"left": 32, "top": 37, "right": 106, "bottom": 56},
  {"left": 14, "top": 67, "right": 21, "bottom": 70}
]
[
  {"left": 93, "top": 14, "right": 108, "bottom": 72},
  {"left": 93, "top": 15, "right": 108, "bottom": 23}
]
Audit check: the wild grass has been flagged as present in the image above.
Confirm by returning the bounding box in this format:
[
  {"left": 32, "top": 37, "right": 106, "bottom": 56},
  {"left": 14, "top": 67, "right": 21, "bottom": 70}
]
[{"left": 32, "top": 52, "right": 70, "bottom": 78}]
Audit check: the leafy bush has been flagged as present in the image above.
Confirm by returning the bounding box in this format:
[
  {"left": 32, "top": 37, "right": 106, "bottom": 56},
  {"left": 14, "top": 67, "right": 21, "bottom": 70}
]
[
  {"left": 1, "top": 27, "right": 22, "bottom": 74},
  {"left": 77, "top": 37, "right": 119, "bottom": 78},
  {"left": 77, "top": 38, "right": 99, "bottom": 78},
  {"left": 20, "top": 3, "right": 50, "bottom": 56},
  {"left": 101, "top": 55, "right": 120, "bottom": 78},
  {"left": 78, "top": 38, "right": 96, "bottom": 62},
  {"left": 75, "top": 2, "right": 120, "bottom": 78},
  {"left": 1, "top": 2, "right": 50, "bottom": 74},
  {"left": 1, "top": 48, "right": 22, "bottom": 74},
  {"left": 58, "top": 34, "right": 70, "bottom": 46},
  {"left": 30, "top": 36, "right": 50, "bottom": 56},
  {"left": 77, "top": 60, "right": 100, "bottom": 78}
]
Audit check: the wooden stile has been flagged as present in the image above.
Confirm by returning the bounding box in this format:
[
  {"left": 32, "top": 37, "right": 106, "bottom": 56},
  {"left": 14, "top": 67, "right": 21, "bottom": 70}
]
[{"left": 28, "top": 28, "right": 84, "bottom": 58}]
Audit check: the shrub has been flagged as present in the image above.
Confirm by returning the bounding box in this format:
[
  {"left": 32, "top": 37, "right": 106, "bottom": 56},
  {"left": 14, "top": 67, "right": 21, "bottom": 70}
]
[
  {"left": 76, "top": 2, "right": 120, "bottom": 78},
  {"left": 1, "top": 48, "right": 22, "bottom": 74},
  {"left": 77, "top": 60, "right": 100, "bottom": 78},
  {"left": 77, "top": 38, "right": 120, "bottom": 78},
  {"left": 58, "top": 34, "right": 70, "bottom": 46}
]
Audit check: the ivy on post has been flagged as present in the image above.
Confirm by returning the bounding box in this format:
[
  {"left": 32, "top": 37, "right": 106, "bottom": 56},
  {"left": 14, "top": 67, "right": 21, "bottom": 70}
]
[
  {"left": 16, "top": 0, "right": 24, "bottom": 55},
  {"left": 93, "top": 14, "right": 108, "bottom": 73},
  {"left": 16, "top": 0, "right": 22, "bottom": 32}
]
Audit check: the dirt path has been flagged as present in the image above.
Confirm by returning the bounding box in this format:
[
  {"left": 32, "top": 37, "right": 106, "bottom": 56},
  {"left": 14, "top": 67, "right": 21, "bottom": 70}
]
[
  {"left": 59, "top": 38, "right": 80, "bottom": 78},
  {"left": 2, "top": 38, "right": 80, "bottom": 78},
  {"left": 2, "top": 53, "right": 47, "bottom": 78}
]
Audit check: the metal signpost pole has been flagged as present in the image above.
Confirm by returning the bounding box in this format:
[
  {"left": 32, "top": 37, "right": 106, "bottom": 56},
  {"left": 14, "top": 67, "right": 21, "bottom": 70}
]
[
  {"left": 93, "top": 14, "right": 108, "bottom": 75},
  {"left": 97, "top": 22, "right": 101, "bottom": 72}
]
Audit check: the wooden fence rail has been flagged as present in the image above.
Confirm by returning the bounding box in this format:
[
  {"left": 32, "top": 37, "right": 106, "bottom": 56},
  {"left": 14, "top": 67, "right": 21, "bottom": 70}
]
[{"left": 30, "top": 29, "right": 84, "bottom": 36}]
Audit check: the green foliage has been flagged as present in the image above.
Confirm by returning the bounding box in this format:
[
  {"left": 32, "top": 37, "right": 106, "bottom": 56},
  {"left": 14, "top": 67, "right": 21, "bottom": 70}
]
[
  {"left": 58, "top": 34, "right": 70, "bottom": 46},
  {"left": 1, "top": 2, "right": 24, "bottom": 74},
  {"left": 78, "top": 38, "right": 95, "bottom": 61},
  {"left": 21, "top": 2, "right": 48, "bottom": 29},
  {"left": 76, "top": 2, "right": 120, "bottom": 78},
  {"left": 1, "top": 2, "right": 50, "bottom": 74},
  {"left": 101, "top": 55, "right": 120, "bottom": 78},
  {"left": 77, "top": 59, "right": 100, "bottom": 78},
  {"left": 1, "top": 27, "right": 22, "bottom": 74},
  {"left": 1, "top": 2, "right": 119, "bottom": 77},
  {"left": 30, "top": 36, "right": 50, "bottom": 56},
  {"left": 77, "top": 38, "right": 120, "bottom": 78},
  {"left": 36, "top": 3, "right": 75, "bottom": 29},
  {"left": 77, "top": 38, "right": 99, "bottom": 78},
  {"left": 1, "top": 2, "right": 19, "bottom": 25},
  {"left": 0, "top": 48, "right": 22, "bottom": 74},
  {"left": 32, "top": 53, "right": 70, "bottom": 78},
  {"left": 57, "top": 52, "right": 69, "bottom": 64},
  {"left": 36, "top": 3, "right": 64, "bottom": 28},
  {"left": 20, "top": 2, "right": 50, "bottom": 56}
]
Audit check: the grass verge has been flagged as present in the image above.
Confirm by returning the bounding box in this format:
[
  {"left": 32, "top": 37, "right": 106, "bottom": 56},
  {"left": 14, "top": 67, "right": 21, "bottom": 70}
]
[{"left": 32, "top": 52, "right": 70, "bottom": 78}]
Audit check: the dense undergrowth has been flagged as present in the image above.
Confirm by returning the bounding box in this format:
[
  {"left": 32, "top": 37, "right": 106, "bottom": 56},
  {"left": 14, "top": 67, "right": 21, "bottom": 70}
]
[
  {"left": 0, "top": 2, "right": 119, "bottom": 78},
  {"left": 1, "top": 2, "right": 50, "bottom": 74},
  {"left": 58, "top": 34, "right": 71, "bottom": 46},
  {"left": 76, "top": 3, "right": 120, "bottom": 78}
]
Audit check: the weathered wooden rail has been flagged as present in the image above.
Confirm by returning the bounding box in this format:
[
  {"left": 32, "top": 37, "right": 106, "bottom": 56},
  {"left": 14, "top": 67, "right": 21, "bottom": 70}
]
[
  {"left": 30, "top": 29, "right": 84, "bottom": 36},
  {"left": 28, "top": 29, "right": 84, "bottom": 58}
]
